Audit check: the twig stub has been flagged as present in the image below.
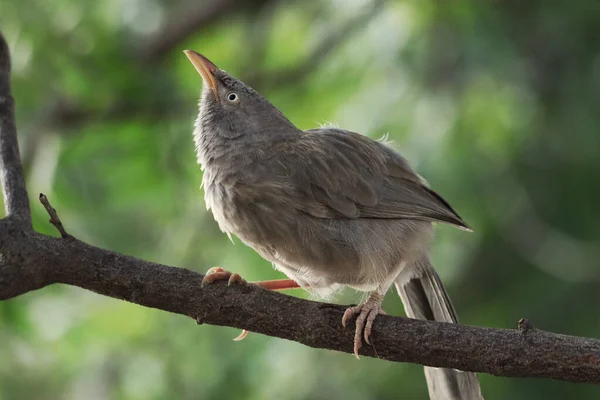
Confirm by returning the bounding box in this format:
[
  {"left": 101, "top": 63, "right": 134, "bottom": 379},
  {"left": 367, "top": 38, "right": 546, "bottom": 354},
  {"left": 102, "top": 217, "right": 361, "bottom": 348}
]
[
  {"left": 518, "top": 318, "right": 535, "bottom": 333},
  {"left": 39, "top": 193, "right": 72, "bottom": 239}
]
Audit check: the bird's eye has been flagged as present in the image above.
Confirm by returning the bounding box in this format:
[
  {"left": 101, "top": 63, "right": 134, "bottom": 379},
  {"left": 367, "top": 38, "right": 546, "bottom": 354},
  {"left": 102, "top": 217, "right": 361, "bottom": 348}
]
[{"left": 226, "top": 92, "right": 239, "bottom": 102}]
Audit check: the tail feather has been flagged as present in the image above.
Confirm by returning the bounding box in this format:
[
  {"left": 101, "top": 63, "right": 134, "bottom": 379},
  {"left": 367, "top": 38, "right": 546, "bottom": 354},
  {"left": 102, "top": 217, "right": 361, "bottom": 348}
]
[{"left": 395, "top": 258, "right": 483, "bottom": 400}]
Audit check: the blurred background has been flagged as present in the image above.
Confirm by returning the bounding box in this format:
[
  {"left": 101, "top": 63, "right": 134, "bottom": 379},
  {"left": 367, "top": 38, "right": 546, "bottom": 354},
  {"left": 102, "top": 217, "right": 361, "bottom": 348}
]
[{"left": 1, "top": 0, "right": 599, "bottom": 398}]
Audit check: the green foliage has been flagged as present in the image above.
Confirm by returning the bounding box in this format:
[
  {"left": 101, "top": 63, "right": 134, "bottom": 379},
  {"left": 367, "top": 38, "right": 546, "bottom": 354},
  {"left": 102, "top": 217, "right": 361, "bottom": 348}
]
[{"left": 2, "top": 0, "right": 599, "bottom": 398}]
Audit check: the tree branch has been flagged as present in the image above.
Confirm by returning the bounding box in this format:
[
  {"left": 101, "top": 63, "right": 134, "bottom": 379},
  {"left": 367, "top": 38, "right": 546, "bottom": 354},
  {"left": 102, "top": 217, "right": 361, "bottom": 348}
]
[
  {"left": 0, "top": 32, "right": 31, "bottom": 224},
  {"left": 1, "top": 224, "right": 600, "bottom": 384},
  {"left": 138, "top": 0, "right": 242, "bottom": 63},
  {"left": 1, "top": 30, "right": 599, "bottom": 387},
  {"left": 247, "top": 0, "right": 385, "bottom": 89}
]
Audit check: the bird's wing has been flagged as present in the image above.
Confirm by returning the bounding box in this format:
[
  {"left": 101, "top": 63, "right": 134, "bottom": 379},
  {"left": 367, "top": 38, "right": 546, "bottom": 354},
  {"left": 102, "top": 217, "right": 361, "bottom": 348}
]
[{"left": 271, "top": 128, "right": 469, "bottom": 229}]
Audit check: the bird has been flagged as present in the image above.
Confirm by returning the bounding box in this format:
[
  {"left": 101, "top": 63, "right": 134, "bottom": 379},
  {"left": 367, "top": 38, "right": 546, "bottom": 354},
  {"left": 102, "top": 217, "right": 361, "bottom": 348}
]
[{"left": 184, "top": 49, "right": 483, "bottom": 400}]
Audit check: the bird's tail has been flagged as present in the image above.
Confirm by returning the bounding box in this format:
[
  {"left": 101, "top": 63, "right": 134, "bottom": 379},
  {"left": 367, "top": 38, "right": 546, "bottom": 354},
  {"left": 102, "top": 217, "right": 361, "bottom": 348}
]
[{"left": 394, "top": 257, "right": 483, "bottom": 400}]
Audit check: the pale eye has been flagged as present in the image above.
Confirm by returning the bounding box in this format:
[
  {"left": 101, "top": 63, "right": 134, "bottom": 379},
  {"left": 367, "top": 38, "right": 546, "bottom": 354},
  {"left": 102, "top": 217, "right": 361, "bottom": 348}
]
[{"left": 226, "top": 92, "right": 239, "bottom": 102}]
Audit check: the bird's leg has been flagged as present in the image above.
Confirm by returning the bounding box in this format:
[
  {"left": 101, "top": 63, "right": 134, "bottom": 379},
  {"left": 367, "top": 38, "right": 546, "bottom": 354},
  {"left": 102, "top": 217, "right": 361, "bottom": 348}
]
[
  {"left": 201, "top": 267, "right": 300, "bottom": 340},
  {"left": 202, "top": 267, "right": 300, "bottom": 290},
  {"left": 253, "top": 279, "right": 301, "bottom": 290},
  {"left": 342, "top": 279, "right": 395, "bottom": 359}
]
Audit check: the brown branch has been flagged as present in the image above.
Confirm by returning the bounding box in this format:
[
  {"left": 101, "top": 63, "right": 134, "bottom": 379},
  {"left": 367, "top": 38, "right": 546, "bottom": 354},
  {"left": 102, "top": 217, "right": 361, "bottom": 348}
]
[
  {"left": 138, "top": 0, "right": 256, "bottom": 63},
  {"left": 39, "top": 193, "right": 72, "bottom": 238},
  {"left": 0, "top": 32, "right": 31, "bottom": 224},
  {"left": 1, "top": 225, "right": 599, "bottom": 383},
  {"left": 1, "top": 30, "right": 600, "bottom": 387}
]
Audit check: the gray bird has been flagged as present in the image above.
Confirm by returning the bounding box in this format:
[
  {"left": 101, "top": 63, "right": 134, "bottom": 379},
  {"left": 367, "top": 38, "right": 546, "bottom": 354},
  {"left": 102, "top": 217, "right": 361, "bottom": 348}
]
[{"left": 184, "top": 50, "right": 483, "bottom": 400}]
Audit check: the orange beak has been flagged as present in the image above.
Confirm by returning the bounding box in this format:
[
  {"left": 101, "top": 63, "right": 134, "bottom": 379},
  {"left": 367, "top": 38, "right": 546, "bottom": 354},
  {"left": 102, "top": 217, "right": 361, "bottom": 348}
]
[{"left": 184, "top": 50, "right": 220, "bottom": 100}]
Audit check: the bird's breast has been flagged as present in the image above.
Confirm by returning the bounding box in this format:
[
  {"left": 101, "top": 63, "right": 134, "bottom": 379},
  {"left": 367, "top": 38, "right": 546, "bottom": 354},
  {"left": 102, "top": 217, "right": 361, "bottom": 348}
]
[
  {"left": 203, "top": 178, "right": 239, "bottom": 236},
  {"left": 203, "top": 173, "right": 283, "bottom": 245}
]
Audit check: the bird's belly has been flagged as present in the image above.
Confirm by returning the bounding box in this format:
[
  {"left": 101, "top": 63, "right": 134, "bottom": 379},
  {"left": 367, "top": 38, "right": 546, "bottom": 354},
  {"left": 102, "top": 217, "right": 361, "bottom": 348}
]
[
  {"left": 210, "top": 202, "right": 363, "bottom": 287},
  {"left": 247, "top": 218, "right": 430, "bottom": 290},
  {"left": 207, "top": 183, "right": 431, "bottom": 290}
]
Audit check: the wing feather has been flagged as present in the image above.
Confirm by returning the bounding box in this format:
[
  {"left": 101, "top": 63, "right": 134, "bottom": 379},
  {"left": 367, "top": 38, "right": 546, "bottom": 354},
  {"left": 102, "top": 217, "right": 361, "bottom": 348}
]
[{"left": 268, "top": 128, "right": 469, "bottom": 229}]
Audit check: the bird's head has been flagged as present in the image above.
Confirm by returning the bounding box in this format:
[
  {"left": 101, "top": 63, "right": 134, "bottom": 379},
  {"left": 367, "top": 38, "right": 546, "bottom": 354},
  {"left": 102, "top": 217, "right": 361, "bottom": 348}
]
[{"left": 184, "top": 50, "right": 297, "bottom": 143}]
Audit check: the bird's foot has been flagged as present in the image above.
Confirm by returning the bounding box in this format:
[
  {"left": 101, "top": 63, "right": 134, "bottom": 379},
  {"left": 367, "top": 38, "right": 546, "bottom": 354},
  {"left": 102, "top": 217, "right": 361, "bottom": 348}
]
[
  {"left": 202, "top": 267, "right": 249, "bottom": 341},
  {"left": 342, "top": 293, "right": 386, "bottom": 359},
  {"left": 201, "top": 266, "right": 246, "bottom": 287},
  {"left": 201, "top": 267, "right": 300, "bottom": 341}
]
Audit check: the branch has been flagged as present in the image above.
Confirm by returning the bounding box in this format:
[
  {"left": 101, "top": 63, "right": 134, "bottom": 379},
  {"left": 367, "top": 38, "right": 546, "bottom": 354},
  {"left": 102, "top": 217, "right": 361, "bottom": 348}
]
[
  {"left": 0, "top": 33, "right": 30, "bottom": 223},
  {"left": 39, "top": 193, "right": 72, "bottom": 238},
  {"left": 247, "top": 0, "right": 385, "bottom": 89},
  {"left": 1, "top": 224, "right": 599, "bottom": 384},
  {"left": 1, "top": 30, "right": 600, "bottom": 387},
  {"left": 137, "top": 0, "right": 242, "bottom": 63}
]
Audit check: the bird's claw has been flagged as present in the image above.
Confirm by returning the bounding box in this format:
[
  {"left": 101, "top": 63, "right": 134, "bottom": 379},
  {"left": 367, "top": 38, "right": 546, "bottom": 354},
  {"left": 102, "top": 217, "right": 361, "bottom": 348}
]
[
  {"left": 201, "top": 269, "right": 300, "bottom": 342},
  {"left": 227, "top": 272, "right": 246, "bottom": 286},
  {"left": 233, "top": 329, "right": 249, "bottom": 341},
  {"left": 342, "top": 296, "right": 386, "bottom": 359},
  {"left": 201, "top": 267, "right": 249, "bottom": 340},
  {"left": 201, "top": 267, "right": 247, "bottom": 288}
]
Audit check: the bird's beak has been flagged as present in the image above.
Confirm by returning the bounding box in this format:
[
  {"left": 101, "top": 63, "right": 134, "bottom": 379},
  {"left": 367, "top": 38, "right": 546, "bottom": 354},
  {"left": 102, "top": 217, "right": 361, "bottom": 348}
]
[{"left": 184, "top": 50, "right": 220, "bottom": 101}]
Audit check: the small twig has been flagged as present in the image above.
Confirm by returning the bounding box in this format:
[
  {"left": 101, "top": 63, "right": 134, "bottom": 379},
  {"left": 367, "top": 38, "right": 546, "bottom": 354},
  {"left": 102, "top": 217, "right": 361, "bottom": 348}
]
[
  {"left": 518, "top": 318, "right": 535, "bottom": 333},
  {"left": 39, "top": 193, "right": 72, "bottom": 238}
]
